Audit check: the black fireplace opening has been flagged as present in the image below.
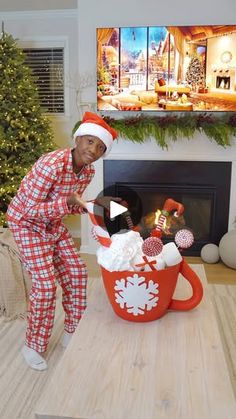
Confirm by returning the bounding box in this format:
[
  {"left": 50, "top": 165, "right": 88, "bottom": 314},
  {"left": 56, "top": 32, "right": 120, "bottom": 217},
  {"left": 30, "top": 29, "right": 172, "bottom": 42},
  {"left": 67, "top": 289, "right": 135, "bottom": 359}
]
[
  {"left": 216, "top": 76, "right": 230, "bottom": 89},
  {"left": 104, "top": 160, "right": 232, "bottom": 256}
]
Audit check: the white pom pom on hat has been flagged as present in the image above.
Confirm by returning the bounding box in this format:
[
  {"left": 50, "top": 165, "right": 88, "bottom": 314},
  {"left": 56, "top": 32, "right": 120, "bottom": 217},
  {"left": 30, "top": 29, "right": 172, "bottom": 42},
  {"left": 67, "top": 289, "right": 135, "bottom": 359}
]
[{"left": 73, "top": 112, "right": 118, "bottom": 156}]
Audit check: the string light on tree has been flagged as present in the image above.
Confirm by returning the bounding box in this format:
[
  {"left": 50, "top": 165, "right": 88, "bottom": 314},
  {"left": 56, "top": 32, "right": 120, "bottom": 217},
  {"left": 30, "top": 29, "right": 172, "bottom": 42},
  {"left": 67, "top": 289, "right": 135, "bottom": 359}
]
[
  {"left": 0, "top": 30, "right": 56, "bottom": 226},
  {"left": 186, "top": 55, "right": 205, "bottom": 91}
]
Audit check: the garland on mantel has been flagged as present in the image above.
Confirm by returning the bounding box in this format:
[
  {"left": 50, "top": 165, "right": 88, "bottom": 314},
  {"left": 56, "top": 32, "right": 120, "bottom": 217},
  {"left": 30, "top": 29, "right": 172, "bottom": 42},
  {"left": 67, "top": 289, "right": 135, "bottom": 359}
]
[{"left": 73, "top": 113, "right": 236, "bottom": 149}]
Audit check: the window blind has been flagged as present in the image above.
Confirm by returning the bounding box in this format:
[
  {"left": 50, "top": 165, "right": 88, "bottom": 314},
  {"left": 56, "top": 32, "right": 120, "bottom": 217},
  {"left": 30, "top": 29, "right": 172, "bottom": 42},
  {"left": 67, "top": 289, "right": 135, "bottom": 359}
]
[{"left": 23, "top": 48, "right": 65, "bottom": 114}]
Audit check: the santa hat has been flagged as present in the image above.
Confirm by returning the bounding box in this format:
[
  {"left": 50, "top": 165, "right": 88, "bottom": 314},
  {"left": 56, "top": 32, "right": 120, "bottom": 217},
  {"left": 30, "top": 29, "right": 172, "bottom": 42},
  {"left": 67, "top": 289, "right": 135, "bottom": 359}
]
[{"left": 73, "top": 112, "right": 118, "bottom": 156}]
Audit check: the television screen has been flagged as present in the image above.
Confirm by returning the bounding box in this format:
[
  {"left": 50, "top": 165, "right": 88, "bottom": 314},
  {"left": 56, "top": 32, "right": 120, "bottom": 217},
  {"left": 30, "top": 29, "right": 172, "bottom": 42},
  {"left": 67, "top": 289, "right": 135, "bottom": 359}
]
[{"left": 96, "top": 25, "right": 236, "bottom": 112}]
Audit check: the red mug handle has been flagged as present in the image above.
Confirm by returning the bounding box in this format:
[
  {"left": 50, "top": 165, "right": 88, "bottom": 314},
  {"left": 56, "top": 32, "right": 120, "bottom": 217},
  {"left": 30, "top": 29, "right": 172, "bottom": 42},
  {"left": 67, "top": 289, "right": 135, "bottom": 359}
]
[{"left": 168, "top": 259, "right": 203, "bottom": 311}]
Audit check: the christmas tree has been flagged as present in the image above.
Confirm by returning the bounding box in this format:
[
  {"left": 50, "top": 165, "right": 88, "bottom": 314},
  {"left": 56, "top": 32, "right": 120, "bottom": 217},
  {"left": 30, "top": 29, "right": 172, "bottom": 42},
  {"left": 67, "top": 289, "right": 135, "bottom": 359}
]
[
  {"left": 186, "top": 56, "right": 205, "bottom": 89},
  {"left": 0, "top": 31, "right": 56, "bottom": 226}
]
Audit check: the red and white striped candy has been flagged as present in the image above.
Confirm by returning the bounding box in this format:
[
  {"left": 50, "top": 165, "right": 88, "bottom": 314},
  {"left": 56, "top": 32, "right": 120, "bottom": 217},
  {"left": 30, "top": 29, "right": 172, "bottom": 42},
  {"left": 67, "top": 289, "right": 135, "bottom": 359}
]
[
  {"left": 91, "top": 226, "right": 99, "bottom": 242},
  {"left": 86, "top": 201, "right": 112, "bottom": 248},
  {"left": 155, "top": 213, "right": 167, "bottom": 235},
  {"left": 142, "top": 237, "right": 163, "bottom": 257},
  {"left": 175, "top": 229, "right": 194, "bottom": 249}
]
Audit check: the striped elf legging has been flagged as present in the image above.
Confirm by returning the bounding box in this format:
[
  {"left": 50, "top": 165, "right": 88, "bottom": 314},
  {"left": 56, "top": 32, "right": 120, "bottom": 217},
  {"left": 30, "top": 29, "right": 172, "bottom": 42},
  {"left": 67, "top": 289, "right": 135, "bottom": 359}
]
[{"left": 8, "top": 222, "right": 87, "bottom": 353}]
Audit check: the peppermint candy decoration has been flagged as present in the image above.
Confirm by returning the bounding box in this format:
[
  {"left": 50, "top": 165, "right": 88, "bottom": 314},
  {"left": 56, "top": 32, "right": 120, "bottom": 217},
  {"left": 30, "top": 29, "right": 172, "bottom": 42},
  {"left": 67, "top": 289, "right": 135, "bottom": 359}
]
[
  {"left": 142, "top": 237, "right": 163, "bottom": 257},
  {"left": 175, "top": 229, "right": 194, "bottom": 249}
]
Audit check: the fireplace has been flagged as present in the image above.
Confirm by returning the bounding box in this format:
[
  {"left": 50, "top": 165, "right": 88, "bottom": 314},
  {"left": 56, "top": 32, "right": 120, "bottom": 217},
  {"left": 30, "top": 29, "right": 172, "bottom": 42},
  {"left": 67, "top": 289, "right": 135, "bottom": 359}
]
[
  {"left": 104, "top": 160, "right": 232, "bottom": 256},
  {"left": 216, "top": 76, "right": 230, "bottom": 89},
  {"left": 212, "top": 68, "right": 236, "bottom": 92}
]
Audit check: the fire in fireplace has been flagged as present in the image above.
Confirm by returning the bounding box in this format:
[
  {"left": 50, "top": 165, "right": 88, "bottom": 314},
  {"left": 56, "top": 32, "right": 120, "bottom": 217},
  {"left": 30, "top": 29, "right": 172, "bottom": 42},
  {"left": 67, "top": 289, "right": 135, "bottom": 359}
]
[
  {"left": 104, "top": 160, "right": 232, "bottom": 256},
  {"left": 216, "top": 76, "right": 230, "bottom": 89}
]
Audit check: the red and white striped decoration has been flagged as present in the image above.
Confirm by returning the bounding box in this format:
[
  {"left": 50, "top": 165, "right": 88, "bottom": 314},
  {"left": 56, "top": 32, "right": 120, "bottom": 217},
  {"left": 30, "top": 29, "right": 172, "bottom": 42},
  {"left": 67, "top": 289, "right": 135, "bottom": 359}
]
[
  {"left": 155, "top": 213, "right": 167, "bottom": 234},
  {"left": 120, "top": 200, "right": 134, "bottom": 230},
  {"left": 142, "top": 237, "right": 163, "bottom": 257},
  {"left": 91, "top": 226, "right": 99, "bottom": 242},
  {"left": 123, "top": 212, "right": 134, "bottom": 230},
  {"left": 86, "top": 201, "right": 112, "bottom": 248}
]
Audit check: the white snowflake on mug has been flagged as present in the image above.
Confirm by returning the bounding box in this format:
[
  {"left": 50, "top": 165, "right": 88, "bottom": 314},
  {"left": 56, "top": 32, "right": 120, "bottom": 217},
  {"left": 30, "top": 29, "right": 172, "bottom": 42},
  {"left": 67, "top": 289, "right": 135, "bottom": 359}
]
[{"left": 114, "top": 274, "right": 159, "bottom": 316}]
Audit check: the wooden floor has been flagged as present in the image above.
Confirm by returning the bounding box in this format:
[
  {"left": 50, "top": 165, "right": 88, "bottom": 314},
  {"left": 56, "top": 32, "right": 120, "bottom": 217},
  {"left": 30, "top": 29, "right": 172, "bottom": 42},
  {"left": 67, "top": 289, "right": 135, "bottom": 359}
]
[
  {"left": 81, "top": 252, "right": 236, "bottom": 404},
  {"left": 186, "top": 257, "right": 236, "bottom": 285},
  {"left": 82, "top": 253, "right": 236, "bottom": 285},
  {"left": 35, "top": 264, "right": 236, "bottom": 419},
  {"left": 0, "top": 251, "right": 235, "bottom": 418},
  {"left": 190, "top": 91, "right": 236, "bottom": 111}
]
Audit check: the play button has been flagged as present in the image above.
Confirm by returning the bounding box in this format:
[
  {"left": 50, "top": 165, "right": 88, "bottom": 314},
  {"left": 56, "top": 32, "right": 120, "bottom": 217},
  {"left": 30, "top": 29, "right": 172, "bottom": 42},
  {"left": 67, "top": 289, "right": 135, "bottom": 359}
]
[
  {"left": 92, "top": 184, "right": 143, "bottom": 236},
  {"left": 110, "top": 201, "right": 128, "bottom": 219}
]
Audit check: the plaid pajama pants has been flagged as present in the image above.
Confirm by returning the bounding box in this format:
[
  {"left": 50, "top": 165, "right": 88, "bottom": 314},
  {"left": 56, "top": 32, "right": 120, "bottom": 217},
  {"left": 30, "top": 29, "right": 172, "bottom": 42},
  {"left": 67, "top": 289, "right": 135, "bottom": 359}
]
[{"left": 8, "top": 222, "right": 87, "bottom": 353}]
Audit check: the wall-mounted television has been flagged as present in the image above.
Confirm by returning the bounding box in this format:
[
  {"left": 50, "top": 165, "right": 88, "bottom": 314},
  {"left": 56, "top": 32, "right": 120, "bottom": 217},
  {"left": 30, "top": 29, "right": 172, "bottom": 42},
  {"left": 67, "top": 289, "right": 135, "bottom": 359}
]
[{"left": 96, "top": 25, "right": 236, "bottom": 112}]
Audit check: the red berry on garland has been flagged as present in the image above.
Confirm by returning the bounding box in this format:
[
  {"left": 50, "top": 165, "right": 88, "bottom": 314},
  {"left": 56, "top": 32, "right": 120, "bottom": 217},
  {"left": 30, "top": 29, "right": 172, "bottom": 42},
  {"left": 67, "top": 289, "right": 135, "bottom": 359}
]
[
  {"left": 175, "top": 229, "right": 194, "bottom": 249},
  {"left": 142, "top": 237, "right": 163, "bottom": 257}
]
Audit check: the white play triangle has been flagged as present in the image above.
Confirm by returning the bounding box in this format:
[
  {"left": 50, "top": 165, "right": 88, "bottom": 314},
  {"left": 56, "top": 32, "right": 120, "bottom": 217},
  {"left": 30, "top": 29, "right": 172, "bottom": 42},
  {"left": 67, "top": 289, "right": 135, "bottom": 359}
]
[{"left": 110, "top": 201, "right": 128, "bottom": 219}]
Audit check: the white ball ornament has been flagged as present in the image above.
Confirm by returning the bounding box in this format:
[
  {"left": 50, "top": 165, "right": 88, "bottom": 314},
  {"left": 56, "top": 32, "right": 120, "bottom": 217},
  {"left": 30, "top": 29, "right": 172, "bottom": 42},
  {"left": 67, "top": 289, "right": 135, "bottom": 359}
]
[
  {"left": 200, "top": 243, "right": 220, "bottom": 264},
  {"left": 219, "top": 231, "right": 236, "bottom": 269}
]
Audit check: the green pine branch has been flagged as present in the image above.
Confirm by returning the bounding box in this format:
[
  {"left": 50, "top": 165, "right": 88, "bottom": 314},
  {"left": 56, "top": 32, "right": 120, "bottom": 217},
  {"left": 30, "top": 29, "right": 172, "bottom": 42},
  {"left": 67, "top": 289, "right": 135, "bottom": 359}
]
[
  {"left": 73, "top": 112, "right": 236, "bottom": 149},
  {"left": 0, "top": 31, "right": 57, "bottom": 226}
]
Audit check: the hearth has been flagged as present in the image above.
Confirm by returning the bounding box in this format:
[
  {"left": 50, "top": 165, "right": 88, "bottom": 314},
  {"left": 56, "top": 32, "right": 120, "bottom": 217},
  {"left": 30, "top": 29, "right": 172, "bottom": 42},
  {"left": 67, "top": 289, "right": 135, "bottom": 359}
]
[
  {"left": 216, "top": 76, "right": 230, "bottom": 89},
  {"left": 104, "top": 160, "right": 232, "bottom": 256},
  {"left": 212, "top": 68, "right": 236, "bottom": 92}
]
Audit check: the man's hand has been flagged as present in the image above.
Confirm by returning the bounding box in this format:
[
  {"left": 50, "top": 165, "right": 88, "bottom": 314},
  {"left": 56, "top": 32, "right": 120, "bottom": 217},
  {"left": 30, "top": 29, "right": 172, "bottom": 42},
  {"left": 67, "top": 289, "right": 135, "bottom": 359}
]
[
  {"left": 95, "top": 196, "right": 122, "bottom": 210},
  {"left": 67, "top": 192, "right": 87, "bottom": 209}
]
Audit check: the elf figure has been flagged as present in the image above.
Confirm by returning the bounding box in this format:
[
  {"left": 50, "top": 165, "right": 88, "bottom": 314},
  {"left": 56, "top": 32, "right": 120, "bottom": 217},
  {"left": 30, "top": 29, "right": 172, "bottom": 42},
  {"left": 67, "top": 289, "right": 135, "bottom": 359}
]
[{"left": 7, "top": 112, "right": 118, "bottom": 371}]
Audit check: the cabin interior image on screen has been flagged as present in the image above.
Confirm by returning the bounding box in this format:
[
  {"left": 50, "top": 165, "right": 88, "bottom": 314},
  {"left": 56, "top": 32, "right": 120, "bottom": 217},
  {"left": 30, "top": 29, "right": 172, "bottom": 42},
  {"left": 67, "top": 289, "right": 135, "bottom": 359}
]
[{"left": 97, "top": 25, "right": 236, "bottom": 112}]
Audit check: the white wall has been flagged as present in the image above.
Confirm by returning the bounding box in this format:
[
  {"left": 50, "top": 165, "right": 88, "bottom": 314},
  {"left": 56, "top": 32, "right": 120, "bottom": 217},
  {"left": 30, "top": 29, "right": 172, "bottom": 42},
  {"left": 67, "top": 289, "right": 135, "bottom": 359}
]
[
  {"left": 207, "top": 34, "right": 236, "bottom": 70},
  {"left": 206, "top": 34, "right": 236, "bottom": 90},
  {"left": 0, "top": 0, "right": 77, "bottom": 11},
  {"left": 77, "top": 0, "right": 236, "bottom": 253}
]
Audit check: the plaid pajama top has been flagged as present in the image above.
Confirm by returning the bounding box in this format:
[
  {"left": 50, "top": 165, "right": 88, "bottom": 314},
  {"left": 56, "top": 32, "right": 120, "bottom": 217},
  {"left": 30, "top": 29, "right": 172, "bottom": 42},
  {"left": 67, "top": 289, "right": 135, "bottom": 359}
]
[{"left": 7, "top": 148, "right": 95, "bottom": 238}]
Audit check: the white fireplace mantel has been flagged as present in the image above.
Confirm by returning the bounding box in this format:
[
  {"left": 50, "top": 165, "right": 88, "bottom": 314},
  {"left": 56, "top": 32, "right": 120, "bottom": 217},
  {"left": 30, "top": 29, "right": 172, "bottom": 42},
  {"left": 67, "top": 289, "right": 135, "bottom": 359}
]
[{"left": 81, "top": 132, "right": 236, "bottom": 254}]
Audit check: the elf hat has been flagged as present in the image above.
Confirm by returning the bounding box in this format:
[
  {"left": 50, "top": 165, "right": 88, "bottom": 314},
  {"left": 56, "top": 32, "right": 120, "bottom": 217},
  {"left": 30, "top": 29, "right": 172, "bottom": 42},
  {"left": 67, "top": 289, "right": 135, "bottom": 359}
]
[{"left": 73, "top": 112, "right": 118, "bottom": 156}]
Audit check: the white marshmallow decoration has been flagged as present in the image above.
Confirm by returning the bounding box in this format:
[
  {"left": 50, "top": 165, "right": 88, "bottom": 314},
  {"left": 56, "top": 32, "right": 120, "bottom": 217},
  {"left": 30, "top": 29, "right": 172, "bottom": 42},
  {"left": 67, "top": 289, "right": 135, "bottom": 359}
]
[
  {"left": 155, "top": 255, "right": 166, "bottom": 271},
  {"left": 143, "top": 255, "right": 166, "bottom": 271},
  {"left": 131, "top": 253, "right": 146, "bottom": 271},
  {"left": 132, "top": 254, "right": 166, "bottom": 272},
  {"left": 97, "top": 230, "right": 144, "bottom": 272},
  {"left": 161, "top": 242, "right": 183, "bottom": 266}
]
